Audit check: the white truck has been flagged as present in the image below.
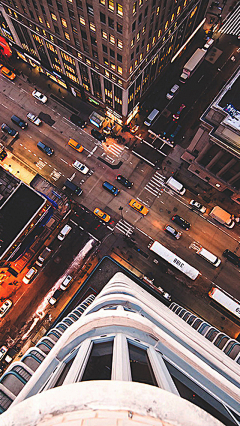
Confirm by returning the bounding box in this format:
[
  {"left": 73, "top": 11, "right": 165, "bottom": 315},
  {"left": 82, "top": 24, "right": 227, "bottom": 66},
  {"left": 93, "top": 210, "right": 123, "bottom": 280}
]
[
  {"left": 179, "top": 48, "right": 206, "bottom": 83},
  {"left": 209, "top": 206, "right": 235, "bottom": 228}
]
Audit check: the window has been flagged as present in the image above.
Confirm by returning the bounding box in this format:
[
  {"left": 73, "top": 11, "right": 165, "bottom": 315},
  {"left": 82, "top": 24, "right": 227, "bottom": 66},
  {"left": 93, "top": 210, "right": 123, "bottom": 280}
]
[
  {"left": 138, "top": 13, "right": 142, "bottom": 24},
  {"left": 87, "top": 4, "right": 94, "bottom": 16},
  {"left": 91, "top": 36, "right": 96, "bottom": 45},
  {"left": 102, "top": 44, "right": 107, "bottom": 53},
  {"left": 108, "top": 0, "right": 114, "bottom": 11},
  {"left": 57, "top": 2, "right": 63, "bottom": 11},
  {"left": 51, "top": 13, "right": 57, "bottom": 21},
  {"left": 136, "top": 45, "right": 139, "bottom": 54},
  {"left": 79, "top": 16, "right": 85, "bottom": 25},
  {"left": 110, "top": 48, "right": 115, "bottom": 57},
  {"left": 109, "top": 34, "right": 115, "bottom": 44},
  {"left": 136, "top": 31, "right": 140, "bottom": 41},
  {"left": 76, "top": 0, "right": 83, "bottom": 8},
  {"left": 132, "top": 20, "right": 136, "bottom": 31},
  {"left": 133, "top": 1, "right": 137, "bottom": 13},
  {"left": 54, "top": 25, "right": 60, "bottom": 34},
  {"left": 141, "top": 38, "right": 145, "bottom": 47},
  {"left": 81, "top": 341, "right": 113, "bottom": 381},
  {"left": 131, "top": 52, "right": 134, "bottom": 60},
  {"left": 117, "top": 39, "right": 123, "bottom": 49},
  {"left": 142, "top": 25, "right": 146, "bottom": 34},
  {"left": 117, "top": 53, "right": 122, "bottom": 62},
  {"left": 131, "top": 37, "right": 135, "bottom": 47},
  {"left": 117, "top": 65, "right": 122, "bottom": 74},
  {"left": 81, "top": 29, "right": 87, "bottom": 39},
  {"left": 65, "top": 32, "right": 70, "bottom": 40},
  {"left": 144, "top": 6, "right": 148, "bottom": 17},
  {"left": 117, "top": 3, "right": 123, "bottom": 16},
  {"left": 117, "top": 22, "right": 122, "bottom": 33},
  {"left": 93, "top": 50, "right": 98, "bottom": 58},
  {"left": 38, "top": 16, "right": 43, "bottom": 23},
  {"left": 41, "top": 5, "right": 46, "bottom": 14},
  {"left": 104, "top": 57, "right": 109, "bottom": 65},
  {"left": 99, "top": 0, "right": 105, "bottom": 4},
  {"left": 100, "top": 12, "right": 106, "bottom": 23},
  {"left": 72, "top": 25, "right": 78, "bottom": 33},
  {"left": 61, "top": 18, "right": 67, "bottom": 27},
  {"left": 139, "top": 0, "right": 143, "bottom": 5},
  {"left": 149, "top": 29, "right": 152, "bottom": 37},
  {"left": 108, "top": 17, "right": 114, "bottom": 28},
  {"left": 90, "top": 22, "right": 96, "bottom": 31},
  {"left": 128, "top": 343, "right": 157, "bottom": 386},
  {"left": 110, "top": 62, "right": 115, "bottom": 70},
  {"left": 101, "top": 30, "right": 107, "bottom": 39}
]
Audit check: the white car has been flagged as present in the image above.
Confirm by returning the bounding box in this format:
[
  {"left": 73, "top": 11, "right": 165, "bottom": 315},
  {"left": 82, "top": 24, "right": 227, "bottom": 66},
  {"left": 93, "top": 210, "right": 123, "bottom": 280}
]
[
  {"left": 189, "top": 200, "right": 206, "bottom": 213},
  {"left": 32, "top": 90, "right": 48, "bottom": 103},
  {"left": 60, "top": 275, "right": 73, "bottom": 291},
  {"left": 73, "top": 160, "right": 89, "bottom": 174},
  {"left": 166, "top": 84, "right": 179, "bottom": 100},
  {"left": 0, "top": 299, "right": 12, "bottom": 318},
  {"left": 27, "top": 112, "right": 42, "bottom": 126},
  {"left": 0, "top": 346, "right": 8, "bottom": 361}
]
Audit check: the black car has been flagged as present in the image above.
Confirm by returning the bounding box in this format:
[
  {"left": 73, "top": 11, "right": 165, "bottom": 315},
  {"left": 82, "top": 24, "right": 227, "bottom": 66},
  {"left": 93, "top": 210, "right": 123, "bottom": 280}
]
[
  {"left": 70, "top": 114, "right": 86, "bottom": 128},
  {"left": 91, "top": 128, "right": 106, "bottom": 142},
  {"left": 223, "top": 249, "right": 240, "bottom": 266},
  {"left": 11, "top": 115, "right": 28, "bottom": 129},
  {"left": 116, "top": 174, "right": 133, "bottom": 188},
  {"left": 171, "top": 215, "right": 190, "bottom": 230},
  {"left": 1, "top": 123, "right": 19, "bottom": 139}
]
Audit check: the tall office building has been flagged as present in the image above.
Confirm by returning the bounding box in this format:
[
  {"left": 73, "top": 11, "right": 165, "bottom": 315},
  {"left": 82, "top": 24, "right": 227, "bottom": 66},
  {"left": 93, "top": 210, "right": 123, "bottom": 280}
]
[
  {"left": 0, "top": 272, "right": 239, "bottom": 425},
  {"left": 0, "top": 0, "right": 206, "bottom": 122}
]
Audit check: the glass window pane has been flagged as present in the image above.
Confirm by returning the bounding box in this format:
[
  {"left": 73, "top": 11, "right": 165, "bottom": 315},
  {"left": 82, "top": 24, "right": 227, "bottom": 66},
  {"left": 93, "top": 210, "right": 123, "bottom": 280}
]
[
  {"left": 81, "top": 341, "right": 113, "bottom": 381},
  {"left": 128, "top": 342, "right": 157, "bottom": 386}
]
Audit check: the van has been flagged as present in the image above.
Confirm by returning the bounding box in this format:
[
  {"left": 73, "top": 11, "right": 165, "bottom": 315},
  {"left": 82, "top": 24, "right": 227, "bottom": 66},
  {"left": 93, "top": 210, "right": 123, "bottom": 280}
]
[
  {"left": 196, "top": 247, "right": 221, "bottom": 267},
  {"left": 144, "top": 109, "right": 159, "bottom": 126},
  {"left": 57, "top": 224, "right": 72, "bottom": 241},
  {"left": 64, "top": 179, "right": 83, "bottom": 196},
  {"left": 60, "top": 275, "right": 73, "bottom": 291},
  {"left": 166, "top": 176, "right": 186, "bottom": 195},
  {"left": 68, "top": 138, "right": 84, "bottom": 152},
  {"left": 37, "top": 141, "right": 54, "bottom": 156},
  {"left": 102, "top": 181, "right": 120, "bottom": 196},
  {"left": 35, "top": 247, "right": 52, "bottom": 267},
  {"left": 48, "top": 289, "right": 62, "bottom": 305},
  {"left": 11, "top": 115, "right": 28, "bottom": 129}
]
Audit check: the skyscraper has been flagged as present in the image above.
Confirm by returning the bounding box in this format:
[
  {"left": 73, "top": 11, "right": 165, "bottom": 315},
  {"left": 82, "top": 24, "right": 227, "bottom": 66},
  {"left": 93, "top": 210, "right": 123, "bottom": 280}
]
[
  {"left": 0, "top": 0, "right": 207, "bottom": 122},
  {"left": 0, "top": 272, "right": 239, "bottom": 425}
]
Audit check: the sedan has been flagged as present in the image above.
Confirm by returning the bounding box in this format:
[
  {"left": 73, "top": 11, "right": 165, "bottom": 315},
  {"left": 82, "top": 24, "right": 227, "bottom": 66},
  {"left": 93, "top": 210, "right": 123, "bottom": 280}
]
[
  {"left": 1, "top": 66, "right": 16, "bottom": 80},
  {"left": 70, "top": 114, "right": 86, "bottom": 128},
  {"left": 173, "top": 104, "right": 186, "bottom": 121},
  {"left": 93, "top": 208, "right": 111, "bottom": 222},
  {"left": 91, "top": 128, "right": 106, "bottom": 142},
  {"left": 0, "top": 346, "right": 8, "bottom": 361},
  {"left": 1, "top": 123, "right": 19, "bottom": 138},
  {"left": 223, "top": 249, "right": 240, "bottom": 266},
  {"left": 32, "top": 90, "right": 48, "bottom": 103},
  {"left": 171, "top": 214, "right": 190, "bottom": 230},
  {"left": 189, "top": 200, "right": 206, "bottom": 213},
  {"left": 116, "top": 174, "right": 133, "bottom": 188},
  {"left": 0, "top": 299, "right": 12, "bottom": 318},
  {"left": 73, "top": 160, "right": 89, "bottom": 174},
  {"left": 27, "top": 112, "right": 42, "bottom": 126},
  {"left": 129, "top": 199, "right": 149, "bottom": 216}
]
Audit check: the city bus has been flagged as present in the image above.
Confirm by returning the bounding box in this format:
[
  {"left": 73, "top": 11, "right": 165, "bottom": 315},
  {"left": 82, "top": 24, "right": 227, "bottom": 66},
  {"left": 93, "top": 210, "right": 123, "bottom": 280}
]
[
  {"left": 148, "top": 241, "right": 200, "bottom": 280},
  {"left": 208, "top": 287, "right": 240, "bottom": 319}
]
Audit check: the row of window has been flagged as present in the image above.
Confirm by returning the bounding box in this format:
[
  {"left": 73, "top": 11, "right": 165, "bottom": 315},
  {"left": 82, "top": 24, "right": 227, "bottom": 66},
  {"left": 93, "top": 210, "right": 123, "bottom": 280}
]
[{"left": 99, "top": 0, "right": 123, "bottom": 16}]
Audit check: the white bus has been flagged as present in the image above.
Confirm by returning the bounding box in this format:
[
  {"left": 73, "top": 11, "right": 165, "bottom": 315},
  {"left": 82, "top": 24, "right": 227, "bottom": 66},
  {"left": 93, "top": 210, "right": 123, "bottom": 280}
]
[
  {"left": 208, "top": 287, "right": 240, "bottom": 319},
  {"left": 148, "top": 241, "right": 200, "bottom": 280}
]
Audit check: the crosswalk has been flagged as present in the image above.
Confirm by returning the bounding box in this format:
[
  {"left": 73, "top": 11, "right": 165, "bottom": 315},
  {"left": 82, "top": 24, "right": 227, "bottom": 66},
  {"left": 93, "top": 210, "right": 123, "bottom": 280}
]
[
  {"left": 104, "top": 142, "right": 125, "bottom": 158},
  {"left": 144, "top": 171, "right": 166, "bottom": 197},
  {"left": 219, "top": 5, "right": 240, "bottom": 36},
  {"left": 114, "top": 219, "right": 134, "bottom": 236}
]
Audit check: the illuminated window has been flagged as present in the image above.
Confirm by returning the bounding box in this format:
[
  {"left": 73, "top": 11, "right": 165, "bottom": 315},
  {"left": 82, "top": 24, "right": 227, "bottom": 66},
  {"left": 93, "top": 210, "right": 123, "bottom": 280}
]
[
  {"left": 129, "top": 65, "right": 132, "bottom": 73},
  {"left": 105, "top": 70, "right": 110, "bottom": 77},
  {"left": 90, "top": 22, "right": 96, "bottom": 31},
  {"left": 102, "top": 30, "right": 108, "bottom": 39},
  {"left": 152, "top": 36, "right": 156, "bottom": 45},
  {"left": 43, "top": 30, "right": 47, "bottom": 35},
  {"left": 134, "top": 59, "right": 138, "bottom": 66},
  {"left": 184, "top": 0, "right": 187, "bottom": 6},
  {"left": 118, "top": 65, "right": 122, "bottom": 74},
  {"left": 118, "top": 79, "right": 122, "bottom": 85},
  {"left": 62, "top": 18, "right": 67, "bottom": 27},
  {"left": 146, "top": 43, "right": 149, "bottom": 52},
  {"left": 46, "top": 20, "right": 51, "bottom": 28},
  {"left": 165, "top": 21, "right": 168, "bottom": 30},
  {"left": 99, "top": 0, "right": 105, "bottom": 4},
  {"left": 158, "top": 29, "right": 162, "bottom": 38},
  {"left": 140, "top": 53, "right": 143, "bottom": 61},
  {"left": 51, "top": 13, "right": 57, "bottom": 21},
  {"left": 156, "top": 6, "right": 159, "bottom": 14},
  {"left": 171, "top": 13, "right": 174, "bottom": 21},
  {"left": 80, "top": 16, "right": 86, "bottom": 25},
  {"left": 65, "top": 32, "right": 70, "bottom": 40},
  {"left": 136, "top": 32, "right": 140, "bottom": 41},
  {"left": 131, "top": 37, "right": 135, "bottom": 47},
  {"left": 177, "top": 6, "right": 181, "bottom": 14},
  {"left": 110, "top": 62, "right": 116, "bottom": 70},
  {"left": 142, "top": 25, "right": 146, "bottom": 34},
  {"left": 104, "top": 57, "right": 109, "bottom": 65},
  {"left": 117, "top": 3, "right": 123, "bottom": 16},
  {"left": 50, "top": 34, "right": 54, "bottom": 41},
  {"left": 38, "top": 16, "right": 43, "bottom": 23},
  {"left": 108, "top": 0, "right": 114, "bottom": 11},
  {"left": 117, "top": 39, "right": 123, "bottom": 49},
  {"left": 139, "top": 0, "right": 143, "bottom": 6},
  {"left": 132, "top": 1, "right": 136, "bottom": 14},
  {"left": 86, "top": 58, "right": 91, "bottom": 65},
  {"left": 190, "top": 6, "right": 197, "bottom": 18},
  {"left": 109, "top": 34, "right": 115, "bottom": 44},
  {"left": 36, "top": 26, "right": 40, "bottom": 32}
]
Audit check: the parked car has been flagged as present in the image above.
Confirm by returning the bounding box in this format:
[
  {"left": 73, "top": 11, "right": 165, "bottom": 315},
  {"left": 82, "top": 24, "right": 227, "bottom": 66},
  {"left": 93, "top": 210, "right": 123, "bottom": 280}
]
[
  {"left": 91, "top": 128, "right": 106, "bottom": 142},
  {"left": 94, "top": 208, "right": 111, "bottom": 223},
  {"left": 0, "top": 346, "right": 8, "bottom": 361},
  {"left": 72, "top": 160, "right": 89, "bottom": 174},
  {"left": 60, "top": 275, "right": 73, "bottom": 291},
  {"left": 32, "top": 90, "right": 48, "bottom": 103},
  {"left": 223, "top": 249, "right": 240, "bottom": 266},
  {"left": 171, "top": 214, "right": 190, "bottom": 230},
  {"left": 0, "top": 299, "right": 12, "bottom": 318},
  {"left": 189, "top": 200, "right": 206, "bottom": 213},
  {"left": 1, "top": 123, "right": 19, "bottom": 138},
  {"left": 70, "top": 114, "right": 86, "bottom": 128},
  {"left": 48, "top": 289, "right": 61, "bottom": 305},
  {"left": 164, "top": 224, "right": 182, "bottom": 239},
  {"left": 22, "top": 266, "right": 37, "bottom": 284},
  {"left": 166, "top": 84, "right": 179, "bottom": 100},
  {"left": 129, "top": 199, "right": 149, "bottom": 216},
  {"left": 27, "top": 112, "right": 42, "bottom": 126},
  {"left": 1, "top": 66, "right": 16, "bottom": 80},
  {"left": 116, "top": 174, "right": 133, "bottom": 188},
  {"left": 11, "top": 115, "right": 28, "bottom": 129},
  {"left": 173, "top": 104, "right": 186, "bottom": 121}
]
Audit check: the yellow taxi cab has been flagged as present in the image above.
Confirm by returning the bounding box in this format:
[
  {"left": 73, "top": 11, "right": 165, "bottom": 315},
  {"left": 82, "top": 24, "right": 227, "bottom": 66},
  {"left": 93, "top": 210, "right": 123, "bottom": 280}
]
[
  {"left": 1, "top": 66, "right": 16, "bottom": 80},
  {"left": 129, "top": 199, "right": 149, "bottom": 216},
  {"left": 94, "top": 208, "right": 111, "bottom": 223},
  {"left": 68, "top": 138, "right": 84, "bottom": 152}
]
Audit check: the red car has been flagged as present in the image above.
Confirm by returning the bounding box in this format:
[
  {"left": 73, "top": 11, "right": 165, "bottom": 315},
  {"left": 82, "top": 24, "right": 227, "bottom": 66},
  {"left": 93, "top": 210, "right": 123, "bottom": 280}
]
[{"left": 173, "top": 104, "right": 186, "bottom": 121}]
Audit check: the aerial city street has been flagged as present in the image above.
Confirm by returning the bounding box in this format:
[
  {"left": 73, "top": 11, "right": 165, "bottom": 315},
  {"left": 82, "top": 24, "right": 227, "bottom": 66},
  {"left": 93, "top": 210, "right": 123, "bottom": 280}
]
[{"left": 0, "top": 0, "right": 239, "bottom": 422}]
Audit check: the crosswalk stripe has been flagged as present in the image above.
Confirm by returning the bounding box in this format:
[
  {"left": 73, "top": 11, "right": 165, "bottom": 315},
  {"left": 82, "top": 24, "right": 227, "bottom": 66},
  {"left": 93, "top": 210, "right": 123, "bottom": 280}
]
[
  {"left": 115, "top": 219, "right": 134, "bottom": 236},
  {"left": 219, "top": 5, "right": 240, "bottom": 36}
]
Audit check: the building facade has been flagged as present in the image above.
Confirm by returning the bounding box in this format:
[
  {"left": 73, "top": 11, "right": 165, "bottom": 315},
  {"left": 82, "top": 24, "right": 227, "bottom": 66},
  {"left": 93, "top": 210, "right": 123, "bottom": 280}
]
[
  {"left": 0, "top": 0, "right": 207, "bottom": 122},
  {"left": 182, "top": 67, "right": 240, "bottom": 204},
  {"left": 0, "top": 272, "right": 239, "bottom": 425}
]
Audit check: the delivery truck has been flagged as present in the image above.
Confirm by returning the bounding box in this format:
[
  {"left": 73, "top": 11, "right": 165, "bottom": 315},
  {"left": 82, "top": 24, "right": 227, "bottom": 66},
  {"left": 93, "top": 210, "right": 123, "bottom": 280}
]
[
  {"left": 179, "top": 48, "right": 206, "bottom": 83},
  {"left": 209, "top": 206, "right": 235, "bottom": 228}
]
